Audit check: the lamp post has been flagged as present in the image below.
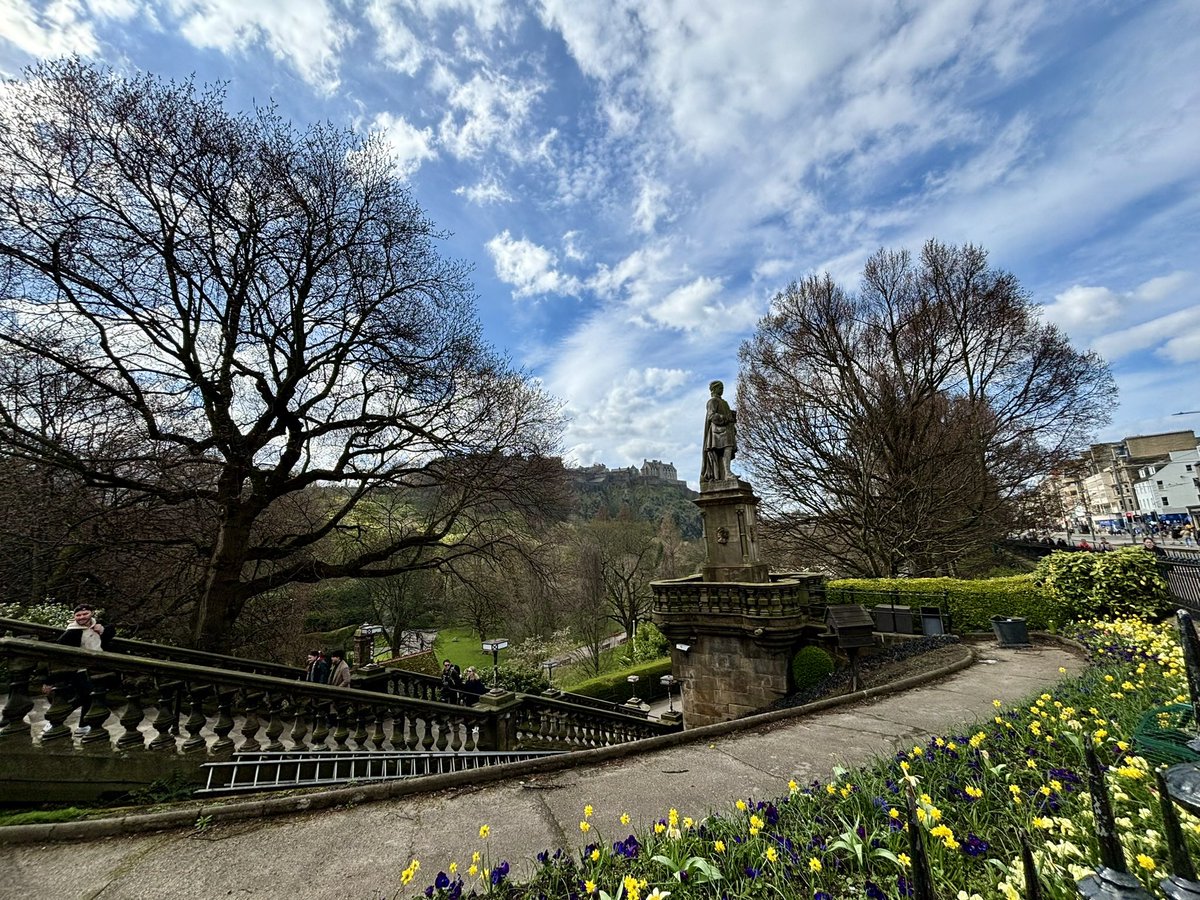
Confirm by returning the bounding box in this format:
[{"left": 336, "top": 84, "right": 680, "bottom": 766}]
[
  {"left": 542, "top": 659, "right": 556, "bottom": 693},
  {"left": 627, "top": 674, "right": 640, "bottom": 704},
  {"left": 481, "top": 638, "right": 509, "bottom": 692},
  {"left": 660, "top": 674, "right": 676, "bottom": 712}
]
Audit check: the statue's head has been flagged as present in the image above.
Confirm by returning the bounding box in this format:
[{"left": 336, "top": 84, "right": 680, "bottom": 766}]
[{"left": 709, "top": 379, "right": 723, "bottom": 395}]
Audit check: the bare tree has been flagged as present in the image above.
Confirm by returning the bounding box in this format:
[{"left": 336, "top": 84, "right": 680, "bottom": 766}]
[
  {"left": 578, "top": 511, "right": 663, "bottom": 639},
  {"left": 738, "top": 240, "right": 1114, "bottom": 576},
  {"left": 0, "top": 59, "right": 564, "bottom": 649}
]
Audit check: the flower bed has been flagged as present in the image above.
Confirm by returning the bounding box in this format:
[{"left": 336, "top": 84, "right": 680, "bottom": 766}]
[{"left": 404, "top": 618, "right": 1198, "bottom": 900}]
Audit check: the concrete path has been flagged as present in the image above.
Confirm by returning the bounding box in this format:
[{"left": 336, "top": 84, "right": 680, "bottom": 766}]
[{"left": 0, "top": 642, "right": 1083, "bottom": 900}]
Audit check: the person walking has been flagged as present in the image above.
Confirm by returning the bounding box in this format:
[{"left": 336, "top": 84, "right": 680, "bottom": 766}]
[
  {"left": 461, "top": 666, "right": 487, "bottom": 704},
  {"left": 440, "top": 658, "right": 462, "bottom": 703},
  {"left": 48, "top": 604, "right": 115, "bottom": 735},
  {"left": 301, "top": 649, "right": 329, "bottom": 684},
  {"left": 326, "top": 649, "right": 351, "bottom": 687}
]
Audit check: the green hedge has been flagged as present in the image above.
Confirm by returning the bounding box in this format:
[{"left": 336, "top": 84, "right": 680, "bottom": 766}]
[
  {"left": 826, "top": 574, "right": 1049, "bottom": 631},
  {"left": 1032, "top": 547, "right": 1172, "bottom": 621},
  {"left": 562, "top": 657, "right": 674, "bottom": 704}
]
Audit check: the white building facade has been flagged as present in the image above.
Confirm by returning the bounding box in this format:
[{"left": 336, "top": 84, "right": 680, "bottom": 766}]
[{"left": 1133, "top": 449, "right": 1200, "bottom": 525}]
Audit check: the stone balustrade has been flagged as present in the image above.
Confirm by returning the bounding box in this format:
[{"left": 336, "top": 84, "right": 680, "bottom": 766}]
[
  {"left": 0, "top": 636, "right": 681, "bottom": 801},
  {"left": 0, "top": 616, "right": 299, "bottom": 680}
]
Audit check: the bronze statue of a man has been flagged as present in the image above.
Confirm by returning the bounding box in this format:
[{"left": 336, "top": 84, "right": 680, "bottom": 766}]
[{"left": 701, "top": 379, "right": 737, "bottom": 483}]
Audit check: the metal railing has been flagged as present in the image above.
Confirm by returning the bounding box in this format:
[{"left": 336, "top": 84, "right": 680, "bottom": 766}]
[{"left": 196, "top": 748, "right": 564, "bottom": 795}]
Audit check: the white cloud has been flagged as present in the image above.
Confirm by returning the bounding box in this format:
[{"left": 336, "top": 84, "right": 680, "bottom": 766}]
[
  {"left": 365, "top": 0, "right": 425, "bottom": 76},
  {"left": 1043, "top": 271, "right": 1196, "bottom": 350},
  {"left": 166, "top": 0, "right": 352, "bottom": 93},
  {"left": 0, "top": 0, "right": 100, "bottom": 62},
  {"left": 562, "top": 230, "right": 586, "bottom": 262},
  {"left": 1041, "top": 285, "right": 1123, "bottom": 336},
  {"left": 633, "top": 176, "right": 669, "bottom": 233},
  {"left": 486, "top": 230, "right": 581, "bottom": 298},
  {"left": 369, "top": 111, "right": 437, "bottom": 178},
  {"left": 1093, "top": 307, "right": 1200, "bottom": 363},
  {"left": 453, "top": 175, "right": 512, "bottom": 205},
  {"left": 437, "top": 67, "right": 547, "bottom": 160}
]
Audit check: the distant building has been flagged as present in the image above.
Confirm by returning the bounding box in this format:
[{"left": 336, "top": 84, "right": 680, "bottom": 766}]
[
  {"left": 566, "top": 459, "right": 689, "bottom": 489},
  {"left": 1048, "top": 429, "right": 1197, "bottom": 532},
  {"left": 1133, "top": 449, "right": 1200, "bottom": 524}
]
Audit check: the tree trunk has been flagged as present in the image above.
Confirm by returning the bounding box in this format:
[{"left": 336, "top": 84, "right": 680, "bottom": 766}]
[{"left": 192, "top": 513, "right": 253, "bottom": 652}]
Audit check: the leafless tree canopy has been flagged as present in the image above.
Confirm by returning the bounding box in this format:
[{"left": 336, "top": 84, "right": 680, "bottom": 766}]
[
  {"left": 0, "top": 59, "right": 564, "bottom": 649},
  {"left": 738, "top": 240, "right": 1115, "bottom": 577}
]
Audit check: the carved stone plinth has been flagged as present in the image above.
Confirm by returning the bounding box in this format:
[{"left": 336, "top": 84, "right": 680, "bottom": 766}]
[
  {"left": 695, "top": 478, "right": 768, "bottom": 583},
  {"left": 652, "top": 572, "right": 822, "bottom": 726}
]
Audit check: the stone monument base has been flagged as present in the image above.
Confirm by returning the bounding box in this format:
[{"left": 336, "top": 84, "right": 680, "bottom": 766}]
[{"left": 651, "top": 572, "right": 823, "bottom": 726}]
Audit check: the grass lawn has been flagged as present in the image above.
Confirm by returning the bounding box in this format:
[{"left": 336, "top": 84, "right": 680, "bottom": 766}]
[{"left": 432, "top": 626, "right": 496, "bottom": 672}]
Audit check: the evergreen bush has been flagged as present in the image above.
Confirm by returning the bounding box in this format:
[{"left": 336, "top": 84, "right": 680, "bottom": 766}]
[
  {"left": 562, "top": 658, "right": 673, "bottom": 704},
  {"left": 1033, "top": 547, "right": 1172, "bottom": 620},
  {"left": 826, "top": 574, "right": 1047, "bottom": 631},
  {"left": 790, "top": 646, "right": 835, "bottom": 690}
]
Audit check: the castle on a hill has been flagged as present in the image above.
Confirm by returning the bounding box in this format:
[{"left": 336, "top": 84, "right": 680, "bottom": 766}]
[{"left": 568, "top": 458, "right": 688, "bottom": 488}]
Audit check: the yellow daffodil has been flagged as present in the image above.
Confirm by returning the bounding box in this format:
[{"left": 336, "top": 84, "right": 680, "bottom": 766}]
[{"left": 478, "top": 825, "right": 490, "bottom": 840}]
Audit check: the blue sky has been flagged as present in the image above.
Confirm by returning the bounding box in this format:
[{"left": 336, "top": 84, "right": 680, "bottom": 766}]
[{"left": 2, "top": 1, "right": 1198, "bottom": 486}]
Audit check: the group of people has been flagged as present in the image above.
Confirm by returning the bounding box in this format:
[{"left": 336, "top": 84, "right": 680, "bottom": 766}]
[
  {"left": 300, "top": 648, "right": 352, "bottom": 687},
  {"left": 441, "top": 659, "right": 487, "bottom": 704}
]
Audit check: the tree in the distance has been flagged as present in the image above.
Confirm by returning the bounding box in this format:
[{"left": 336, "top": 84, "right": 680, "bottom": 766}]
[
  {"left": 738, "top": 240, "right": 1114, "bottom": 577},
  {"left": 0, "top": 59, "right": 564, "bottom": 650}
]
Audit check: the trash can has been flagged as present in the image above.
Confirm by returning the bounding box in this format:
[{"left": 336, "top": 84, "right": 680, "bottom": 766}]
[
  {"left": 893, "top": 605, "right": 916, "bottom": 635},
  {"left": 991, "top": 616, "right": 1030, "bottom": 647},
  {"left": 920, "top": 606, "right": 946, "bottom": 636},
  {"left": 873, "top": 604, "right": 905, "bottom": 633}
]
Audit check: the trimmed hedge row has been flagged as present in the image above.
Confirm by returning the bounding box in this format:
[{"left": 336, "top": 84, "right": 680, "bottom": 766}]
[
  {"left": 561, "top": 657, "right": 674, "bottom": 704},
  {"left": 826, "top": 574, "right": 1049, "bottom": 632}
]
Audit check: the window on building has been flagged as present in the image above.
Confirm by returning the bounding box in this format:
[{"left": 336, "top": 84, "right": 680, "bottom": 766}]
[
  {"left": 1188, "top": 465, "right": 1194, "bottom": 472},
  {"left": 1162, "top": 497, "right": 1169, "bottom": 506},
  {"left": 1157, "top": 480, "right": 1164, "bottom": 487}
]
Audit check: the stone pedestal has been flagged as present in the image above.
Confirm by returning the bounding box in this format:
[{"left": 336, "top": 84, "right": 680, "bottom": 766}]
[
  {"left": 651, "top": 572, "right": 823, "bottom": 727},
  {"left": 695, "top": 478, "right": 768, "bottom": 583}
]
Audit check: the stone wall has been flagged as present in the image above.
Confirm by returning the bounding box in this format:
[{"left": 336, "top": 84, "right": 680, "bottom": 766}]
[{"left": 672, "top": 634, "right": 791, "bottom": 727}]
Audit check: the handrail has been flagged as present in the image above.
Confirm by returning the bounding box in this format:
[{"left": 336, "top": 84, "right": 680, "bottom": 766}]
[{"left": 0, "top": 617, "right": 299, "bottom": 679}]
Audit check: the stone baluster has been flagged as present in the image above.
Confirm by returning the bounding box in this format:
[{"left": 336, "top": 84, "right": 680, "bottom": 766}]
[
  {"left": 403, "top": 713, "right": 420, "bottom": 750},
  {"left": 368, "top": 709, "right": 386, "bottom": 750},
  {"left": 351, "top": 705, "right": 369, "bottom": 749},
  {"left": 448, "top": 716, "right": 463, "bottom": 752},
  {"left": 148, "top": 680, "right": 182, "bottom": 751},
  {"left": 239, "top": 690, "right": 265, "bottom": 752},
  {"left": 180, "top": 684, "right": 210, "bottom": 753},
  {"left": 79, "top": 673, "right": 118, "bottom": 745},
  {"left": 115, "top": 681, "right": 147, "bottom": 750},
  {"left": 263, "top": 693, "right": 287, "bottom": 752},
  {"left": 420, "top": 714, "right": 435, "bottom": 751},
  {"left": 310, "top": 700, "right": 331, "bottom": 748},
  {"left": 0, "top": 655, "right": 36, "bottom": 739},
  {"left": 434, "top": 715, "right": 450, "bottom": 751},
  {"left": 211, "top": 689, "right": 237, "bottom": 756},
  {"left": 331, "top": 704, "right": 351, "bottom": 750},
  {"left": 289, "top": 699, "right": 311, "bottom": 750}
]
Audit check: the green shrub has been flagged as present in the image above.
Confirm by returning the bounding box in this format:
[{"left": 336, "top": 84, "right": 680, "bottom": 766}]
[
  {"left": 1033, "top": 547, "right": 1172, "bottom": 620},
  {"left": 826, "top": 574, "right": 1048, "bottom": 631},
  {"left": 0, "top": 601, "right": 74, "bottom": 627},
  {"left": 791, "top": 646, "right": 835, "bottom": 690},
  {"left": 623, "top": 622, "right": 669, "bottom": 664},
  {"left": 563, "top": 657, "right": 673, "bottom": 704}
]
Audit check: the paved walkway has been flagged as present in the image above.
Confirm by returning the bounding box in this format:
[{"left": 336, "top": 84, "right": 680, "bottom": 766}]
[{"left": 0, "top": 642, "right": 1083, "bottom": 900}]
